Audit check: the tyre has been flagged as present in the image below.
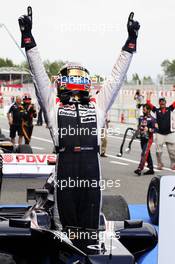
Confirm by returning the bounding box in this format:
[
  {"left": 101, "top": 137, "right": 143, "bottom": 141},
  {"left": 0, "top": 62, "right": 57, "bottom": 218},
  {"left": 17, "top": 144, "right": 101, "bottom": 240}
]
[
  {"left": 0, "top": 134, "right": 5, "bottom": 140},
  {"left": 0, "top": 129, "right": 6, "bottom": 140},
  {"left": 147, "top": 176, "right": 160, "bottom": 225},
  {"left": 0, "top": 128, "right": 5, "bottom": 138},
  {"left": 16, "top": 144, "right": 33, "bottom": 154},
  {"left": 102, "top": 195, "right": 130, "bottom": 221}
]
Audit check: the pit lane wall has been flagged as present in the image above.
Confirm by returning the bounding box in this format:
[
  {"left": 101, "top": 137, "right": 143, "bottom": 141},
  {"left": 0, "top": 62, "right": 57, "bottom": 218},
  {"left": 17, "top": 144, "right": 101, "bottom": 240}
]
[
  {"left": 1, "top": 83, "right": 175, "bottom": 126},
  {"left": 109, "top": 84, "right": 175, "bottom": 127}
]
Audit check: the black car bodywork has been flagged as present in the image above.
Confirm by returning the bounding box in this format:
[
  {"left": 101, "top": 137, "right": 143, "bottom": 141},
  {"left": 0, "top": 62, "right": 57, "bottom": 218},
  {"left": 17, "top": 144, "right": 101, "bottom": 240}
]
[{"left": 0, "top": 189, "right": 158, "bottom": 264}]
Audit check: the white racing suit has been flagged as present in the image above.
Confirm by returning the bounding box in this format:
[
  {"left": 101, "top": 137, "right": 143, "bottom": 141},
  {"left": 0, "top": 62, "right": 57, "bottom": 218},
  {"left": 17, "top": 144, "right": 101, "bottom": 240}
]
[{"left": 26, "top": 46, "right": 133, "bottom": 230}]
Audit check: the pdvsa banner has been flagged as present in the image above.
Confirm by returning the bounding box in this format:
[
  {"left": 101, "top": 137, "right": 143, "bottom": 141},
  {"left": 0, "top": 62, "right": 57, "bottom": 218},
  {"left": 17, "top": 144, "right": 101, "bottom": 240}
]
[
  {"left": 2, "top": 154, "right": 56, "bottom": 164},
  {"left": 2, "top": 154, "right": 56, "bottom": 178}
]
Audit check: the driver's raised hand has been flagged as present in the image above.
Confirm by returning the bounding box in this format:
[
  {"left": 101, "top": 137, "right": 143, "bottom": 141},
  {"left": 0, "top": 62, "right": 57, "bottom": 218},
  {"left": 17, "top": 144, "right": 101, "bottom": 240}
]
[
  {"left": 18, "top": 6, "right": 36, "bottom": 50},
  {"left": 122, "top": 12, "right": 140, "bottom": 53}
]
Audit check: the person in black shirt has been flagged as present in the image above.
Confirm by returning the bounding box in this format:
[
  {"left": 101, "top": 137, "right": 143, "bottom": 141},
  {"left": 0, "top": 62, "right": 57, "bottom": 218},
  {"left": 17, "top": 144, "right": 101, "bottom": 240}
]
[
  {"left": 7, "top": 96, "right": 22, "bottom": 145},
  {"left": 134, "top": 89, "right": 144, "bottom": 122},
  {"left": 36, "top": 106, "right": 43, "bottom": 126},
  {"left": 20, "top": 96, "right": 37, "bottom": 144},
  {"left": 147, "top": 94, "right": 175, "bottom": 170}
]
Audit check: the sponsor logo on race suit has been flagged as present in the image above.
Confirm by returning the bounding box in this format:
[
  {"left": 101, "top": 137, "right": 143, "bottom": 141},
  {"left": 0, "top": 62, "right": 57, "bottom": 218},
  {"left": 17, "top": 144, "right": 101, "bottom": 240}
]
[
  {"left": 58, "top": 109, "right": 77, "bottom": 117},
  {"left": 81, "top": 116, "right": 96, "bottom": 123},
  {"left": 79, "top": 109, "right": 96, "bottom": 116},
  {"left": 61, "top": 104, "right": 76, "bottom": 110},
  {"left": 78, "top": 103, "right": 94, "bottom": 109}
]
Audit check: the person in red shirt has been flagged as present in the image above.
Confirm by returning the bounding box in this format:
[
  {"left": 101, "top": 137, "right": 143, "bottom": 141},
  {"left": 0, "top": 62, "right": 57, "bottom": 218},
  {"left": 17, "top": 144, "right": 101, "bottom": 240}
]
[
  {"left": 147, "top": 93, "right": 175, "bottom": 170},
  {"left": 0, "top": 92, "right": 3, "bottom": 108},
  {"left": 20, "top": 96, "right": 37, "bottom": 144}
]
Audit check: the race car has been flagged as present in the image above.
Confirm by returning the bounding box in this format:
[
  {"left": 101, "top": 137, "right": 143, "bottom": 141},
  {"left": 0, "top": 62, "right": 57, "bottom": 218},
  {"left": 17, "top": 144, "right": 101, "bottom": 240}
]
[
  {"left": 0, "top": 128, "right": 33, "bottom": 154},
  {"left": 147, "top": 176, "right": 160, "bottom": 225},
  {"left": 147, "top": 175, "right": 175, "bottom": 264},
  {"left": 0, "top": 128, "right": 14, "bottom": 153},
  {"left": 0, "top": 194, "right": 158, "bottom": 263},
  {"left": 0, "top": 154, "right": 158, "bottom": 264}
]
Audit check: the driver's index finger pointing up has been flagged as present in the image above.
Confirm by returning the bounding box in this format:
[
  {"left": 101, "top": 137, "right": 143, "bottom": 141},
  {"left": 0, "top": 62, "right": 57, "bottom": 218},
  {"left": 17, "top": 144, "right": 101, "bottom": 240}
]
[
  {"left": 27, "top": 6, "right": 32, "bottom": 22},
  {"left": 128, "top": 12, "right": 134, "bottom": 23}
]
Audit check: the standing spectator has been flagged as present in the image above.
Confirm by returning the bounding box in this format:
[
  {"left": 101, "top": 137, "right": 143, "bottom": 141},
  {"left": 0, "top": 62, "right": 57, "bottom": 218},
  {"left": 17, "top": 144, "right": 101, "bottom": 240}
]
[
  {"left": 0, "top": 154, "right": 2, "bottom": 171},
  {"left": 0, "top": 154, "right": 2, "bottom": 196},
  {"left": 36, "top": 106, "right": 43, "bottom": 126},
  {"left": 0, "top": 92, "right": 3, "bottom": 108},
  {"left": 100, "top": 114, "right": 110, "bottom": 157},
  {"left": 134, "top": 89, "right": 144, "bottom": 120},
  {"left": 134, "top": 104, "right": 157, "bottom": 176},
  {"left": 147, "top": 93, "right": 175, "bottom": 170},
  {"left": 10, "top": 96, "right": 15, "bottom": 104},
  {"left": 20, "top": 96, "right": 37, "bottom": 144},
  {"left": 7, "top": 96, "right": 22, "bottom": 145}
]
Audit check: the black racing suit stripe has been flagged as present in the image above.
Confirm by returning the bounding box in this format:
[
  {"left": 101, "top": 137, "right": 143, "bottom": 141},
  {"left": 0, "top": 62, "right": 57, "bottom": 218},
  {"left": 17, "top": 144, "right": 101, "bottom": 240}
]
[{"left": 56, "top": 102, "right": 100, "bottom": 229}]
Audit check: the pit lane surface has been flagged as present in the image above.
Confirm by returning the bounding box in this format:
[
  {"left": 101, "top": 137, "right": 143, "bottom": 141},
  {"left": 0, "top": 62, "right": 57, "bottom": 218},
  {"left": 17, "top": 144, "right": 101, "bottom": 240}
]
[{"left": 1, "top": 116, "right": 174, "bottom": 204}]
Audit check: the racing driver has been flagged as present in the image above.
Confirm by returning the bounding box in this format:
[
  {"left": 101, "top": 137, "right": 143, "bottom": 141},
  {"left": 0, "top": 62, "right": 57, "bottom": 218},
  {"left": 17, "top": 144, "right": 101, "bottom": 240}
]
[{"left": 18, "top": 7, "right": 140, "bottom": 232}]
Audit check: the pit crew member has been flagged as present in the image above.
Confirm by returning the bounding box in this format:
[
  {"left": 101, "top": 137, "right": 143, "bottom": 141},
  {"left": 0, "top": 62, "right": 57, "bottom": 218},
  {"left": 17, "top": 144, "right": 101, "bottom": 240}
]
[
  {"left": 20, "top": 95, "right": 37, "bottom": 144},
  {"left": 7, "top": 96, "right": 22, "bottom": 145},
  {"left": 147, "top": 93, "right": 175, "bottom": 170},
  {"left": 134, "top": 89, "right": 144, "bottom": 121}
]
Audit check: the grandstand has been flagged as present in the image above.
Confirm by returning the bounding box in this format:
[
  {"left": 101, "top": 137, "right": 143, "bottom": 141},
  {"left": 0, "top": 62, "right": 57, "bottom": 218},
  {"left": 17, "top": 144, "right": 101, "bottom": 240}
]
[
  {"left": 0, "top": 67, "right": 33, "bottom": 110},
  {"left": 0, "top": 67, "right": 31, "bottom": 87}
]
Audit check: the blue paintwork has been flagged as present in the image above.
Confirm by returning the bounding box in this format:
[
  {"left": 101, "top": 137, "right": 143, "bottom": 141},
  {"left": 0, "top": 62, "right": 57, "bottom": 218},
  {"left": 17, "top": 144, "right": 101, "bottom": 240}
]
[
  {"left": 0, "top": 204, "right": 28, "bottom": 208},
  {"left": 129, "top": 204, "right": 158, "bottom": 264}
]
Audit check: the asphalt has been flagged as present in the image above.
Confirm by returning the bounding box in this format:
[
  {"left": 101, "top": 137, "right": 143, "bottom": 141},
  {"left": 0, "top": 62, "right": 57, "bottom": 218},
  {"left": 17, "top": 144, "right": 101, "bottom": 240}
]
[{"left": 0, "top": 116, "right": 174, "bottom": 205}]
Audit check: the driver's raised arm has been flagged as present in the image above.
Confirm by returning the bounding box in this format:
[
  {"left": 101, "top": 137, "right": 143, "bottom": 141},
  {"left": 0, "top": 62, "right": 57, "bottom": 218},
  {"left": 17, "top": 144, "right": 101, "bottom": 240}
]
[
  {"left": 95, "top": 13, "right": 140, "bottom": 120},
  {"left": 18, "top": 7, "right": 57, "bottom": 143}
]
